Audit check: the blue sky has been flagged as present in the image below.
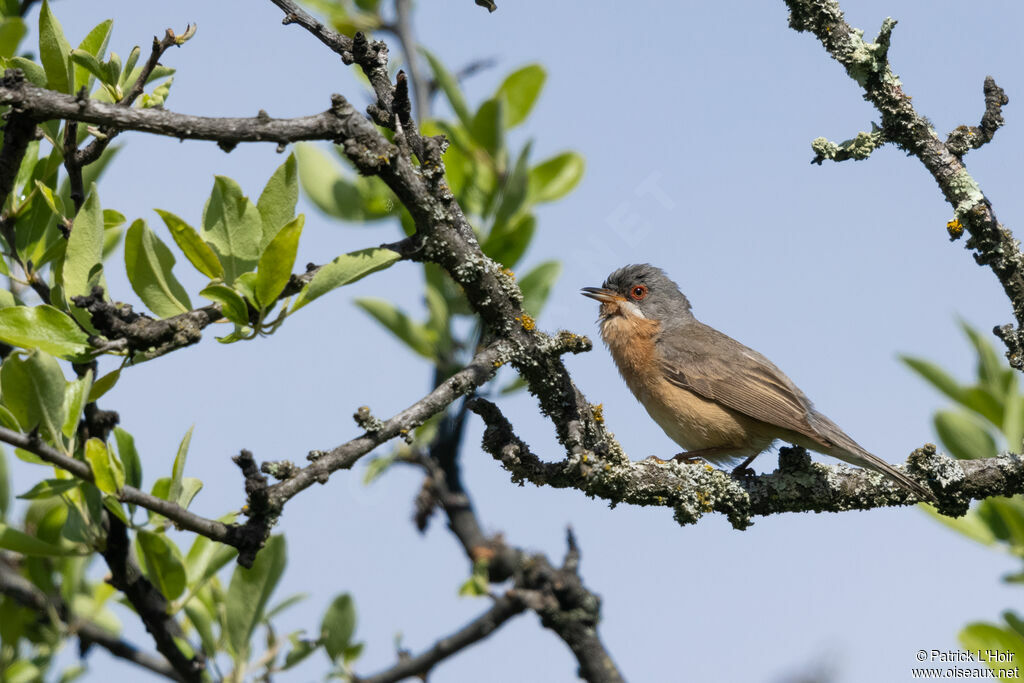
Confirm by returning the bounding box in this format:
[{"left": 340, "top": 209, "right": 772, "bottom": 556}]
[{"left": 10, "top": 1, "right": 1024, "bottom": 681}]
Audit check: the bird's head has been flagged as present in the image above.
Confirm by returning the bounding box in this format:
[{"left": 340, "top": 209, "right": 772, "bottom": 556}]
[{"left": 581, "top": 264, "right": 692, "bottom": 325}]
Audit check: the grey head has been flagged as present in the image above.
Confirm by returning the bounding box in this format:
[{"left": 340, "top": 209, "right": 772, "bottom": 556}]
[{"left": 581, "top": 264, "right": 693, "bottom": 324}]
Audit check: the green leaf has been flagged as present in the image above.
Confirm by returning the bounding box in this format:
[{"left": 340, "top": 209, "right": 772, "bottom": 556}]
[
  {"left": 959, "top": 385, "right": 1006, "bottom": 429},
  {"left": 33, "top": 178, "right": 64, "bottom": 218},
  {"left": 458, "top": 559, "right": 490, "bottom": 597},
  {"left": 960, "top": 622, "right": 1024, "bottom": 670},
  {"left": 88, "top": 368, "right": 121, "bottom": 402},
  {"left": 149, "top": 476, "right": 202, "bottom": 513},
  {"left": 119, "top": 47, "right": 140, "bottom": 89},
  {"left": 934, "top": 410, "right": 997, "bottom": 460},
  {"left": 102, "top": 494, "right": 128, "bottom": 524},
  {"left": 282, "top": 635, "right": 318, "bottom": 670},
  {"left": 962, "top": 322, "right": 1010, "bottom": 395},
  {"left": 496, "top": 64, "right": 546, "bottom": 128},
  {"left": 73, "top": 19, "right": 113, "bottom": 91},
  {"left": 471, "top": 98, "right": 504, "bottom": 158},
  {"left": 136, "top": 530, "right": 187, "bottom": 600},
  {"left": 482, "top": 212, "right": 535, "bottom": 269},
  {"left": 61, "top": 368, "right": 91, "bottom": 438},
  {"left": 321, "top": 593, "right": 356, "bottom": 661},
  {"left": 199, "top": 283, "right": 249, "bottom": 326},
  {"left": 1004, "top": 389, "right": 1024, "bottom": 453},
  {"left": 225, "top": 534, "right": 286, "bottom": 659},
  {"left": 184, "top": 535, "right": 237, "bottom": 593},
  {"left": 492, "top": 142, "right": 531, "bottom": 228},
  {"left": 528, "top": 152, "right": 585, "bottom": 204},
  {"left": 420, "top": 48, "right": 472, "bottom": 129},
  {"left": 265, "top": 592, "right": 308, "bottom": 621},
  {"left": 254, "top": 215, "right": 303, "bottom": 308},
  {"left": 201, "top": 176, "right": 263, "bottom": 283},
  {"left": 362, "top": 454, "right": 395, "bottom": 485},
  {"left": 112, "top": 427, "right": 142, "bottom": 490},
  {"left": 0, "top": 305, "right": 91, "bottom": 358},
  {"left": 9, "top": 56, "right": 46, "bottom": 88},
  {"left": 355, "top": 298, "right": 436, "bottom": 359},
  {"left": 0, "top": 521, "right": 78, "bottom": 556},
  {"left": 0, "top": 447, "right": 7, "bottom": 520},
  {"left": 85, "top": 437, "right": 123, "bottom": 494},
  {"left": 980, "top": 498, "right": 1024, "bottom": 554},
  {"left": 16, "top": 478, "right": 78, "bottom": 500},
  {"left": 103, "top": 208, "right": 126, "bottom": 230},
  {"left": 125, "top": 219, "right": 192, "bottom": 318},
  {"left": 519, "top": 260, "right": 561, "bottom": 317},
  {"left": 257, "top": 154, "right": 298, "bottom": 242},
  {"left": 155, "top": 209, "right": 224, "bottom": 279},
  {"left": 901, "top": 355, "right": 966, "bottom": 404},
  {"left": 1, "top": 349, "right": 66, "bottom": 446},
  {"left": 38, "top": 0, "right": 72, "bottom": 93},
  {"left": 169, "top": 426, "right": 193, "bottom": 505},
  {"left": 184, "top": 601, "right": 218, "bottom": 660},
  {"left": 69, "top": 49, "right": 105, "bottom": 84},
  {"left": 0, "top": 18, "right": 27, "bottom": 60},
  {"left": 291, "top": 247, "right": 400, "bottom": 313},
  {"left": 294, "top": 145, "right": 393, "bottom": 222},
  {"left": 63, "top": 185, "right": 106, "bottom": 329}
]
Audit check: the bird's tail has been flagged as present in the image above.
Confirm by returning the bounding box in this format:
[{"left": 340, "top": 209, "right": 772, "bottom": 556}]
[{"left": 810, "top": 412, "right": 936, "bottom": 502}]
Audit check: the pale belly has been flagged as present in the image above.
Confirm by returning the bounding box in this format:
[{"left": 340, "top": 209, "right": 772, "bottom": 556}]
[{"left": 636, "top": 379, "right": 774, "bottom": 463}]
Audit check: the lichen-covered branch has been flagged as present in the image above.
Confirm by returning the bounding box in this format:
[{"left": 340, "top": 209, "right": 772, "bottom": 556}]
[
  {"left": 260, "top": 341, "right": 510, "bottom": 506},
  {"left": 0, "top": 560, "right": 179, "bottom": 680},
  {"left": 0, "top": 70, "right": 375, "bottom": 150},
  {"left": 784, "top": 1, "right": 1024, "bottom": 369},
  {"left": 469, "top": 397, "right": 1024, "bottom": 529}
]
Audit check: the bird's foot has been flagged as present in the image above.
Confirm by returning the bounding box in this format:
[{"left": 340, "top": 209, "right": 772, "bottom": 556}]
[
  {"left": 731, "top": 463, "right": 757, "bottom": 478},
  {"left": 644, "top": 455, "right": 669, "bottom": 464},
  {"left": 731, "top": 454, "right": 759, "bottom": 478}
]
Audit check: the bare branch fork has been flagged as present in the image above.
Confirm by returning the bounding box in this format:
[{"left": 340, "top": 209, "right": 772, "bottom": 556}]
[{"left": 785, "top": 0, "right": 1024, "bottom": 370}]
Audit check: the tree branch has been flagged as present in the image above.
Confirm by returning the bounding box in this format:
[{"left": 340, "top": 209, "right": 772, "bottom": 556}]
[
  {"left": 0, "top": 425, "right": 240, "bottom": 547},
  {"left": 0, "top": 70, "right": 374, "bottom": 150},
  {"left": 356, "top": 592, "right": 526, "bottom": 683},
  {"left": 99, "top": 516, "right": 205, "bottom": 682},
  {"left": 784, "top": 1, "right": 1024, "bottom": 369},
  {"left": 469, "top": 397, "right": 1024, "bottom": 529},
  {"left": 0, "top": 559, "right": 180, "bottom": 681},
  {"left": 261, "top": 341, "right": 510, "bottom": 507},
  {"left": 392, "top": 0, "right": 429, "bottom": 119},
  {"left": 0, "top": 111, "right": 36, "bottom": 209}
]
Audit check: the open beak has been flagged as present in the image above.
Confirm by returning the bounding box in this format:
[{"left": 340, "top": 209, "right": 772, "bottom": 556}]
[{"left": 580, "top": 287, "right": 624, "bottom": 304}]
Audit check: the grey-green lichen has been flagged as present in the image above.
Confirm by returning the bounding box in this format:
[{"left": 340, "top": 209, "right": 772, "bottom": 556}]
[
  {"left": 948, "top": 167, "right": 985, "bottom": 218},
  {"left": 845, "top": 18, "right": 901, "bottom": 88},
  {"left": 811, "top": 123, "right": 885, "bottom": 163}
]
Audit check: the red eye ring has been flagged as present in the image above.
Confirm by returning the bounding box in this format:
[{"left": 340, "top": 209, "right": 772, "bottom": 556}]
[{"left": 630, "top": 285, "right": 648, "bottom": 301}]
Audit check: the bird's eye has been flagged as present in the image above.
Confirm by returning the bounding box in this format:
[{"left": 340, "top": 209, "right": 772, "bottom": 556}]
[{"left": 630, "top": 285, "right": 648, "bottom": 301}]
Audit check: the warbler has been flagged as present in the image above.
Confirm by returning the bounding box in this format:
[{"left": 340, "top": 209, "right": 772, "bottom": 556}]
[{"left": 582, "top": 263, "right": 933, "bottom": 500}]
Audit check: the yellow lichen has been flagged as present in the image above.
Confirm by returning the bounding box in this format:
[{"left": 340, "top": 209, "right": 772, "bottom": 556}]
[
  {"left": 501, "top": 267, "right": 515, "bottom": 278},
  {"left": 516, "top": 314, "right": 536, "bottom": 331},
  {"left": 591, "top": 403, "right": 604, "bottom": 423},
  {"left": 947, "top": 218, "right": 964, "bottom": 238}
]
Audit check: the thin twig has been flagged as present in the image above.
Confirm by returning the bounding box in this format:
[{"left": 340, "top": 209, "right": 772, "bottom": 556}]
[{"left": 356, "top": 593, "right": 526, "bottom": 683}]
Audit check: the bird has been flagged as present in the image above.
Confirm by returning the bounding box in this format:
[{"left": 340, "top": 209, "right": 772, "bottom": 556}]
[{"left": 581, "top": 263, "right": 934, "bottom": 501}]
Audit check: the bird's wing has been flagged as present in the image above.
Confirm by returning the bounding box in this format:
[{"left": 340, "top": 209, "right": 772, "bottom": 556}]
[{"left": 656, "top": 322, "right": 832, "bottom": 447}]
